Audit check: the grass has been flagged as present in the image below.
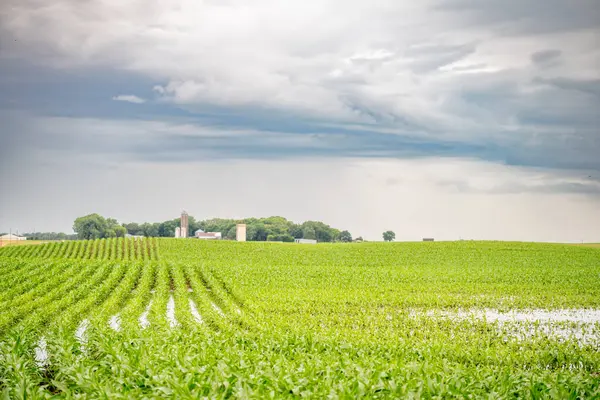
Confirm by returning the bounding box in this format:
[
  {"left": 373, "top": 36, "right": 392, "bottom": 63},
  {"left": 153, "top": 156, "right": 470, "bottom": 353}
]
[{"left": 0, "top": 239, "right": 599, "bottom": 398}]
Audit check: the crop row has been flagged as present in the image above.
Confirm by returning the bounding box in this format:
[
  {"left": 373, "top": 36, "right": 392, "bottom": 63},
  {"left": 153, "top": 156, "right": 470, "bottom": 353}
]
[
  {"left": 0, "top": 237, "right": 160, "bottom": 261},
  {"left": 0, "top": 258, "right": 248, "bottom": 337}
]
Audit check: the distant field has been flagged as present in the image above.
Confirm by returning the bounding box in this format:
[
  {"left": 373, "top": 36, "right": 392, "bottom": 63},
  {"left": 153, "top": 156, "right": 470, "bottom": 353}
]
[
  {"left": 0, "top": 239, "right": 599, "bottom": 398},
  {"left": 573, "top": 243, "right": 600, "bottom": 248},
  {"left": 0, "top": 240, "right": 46, "bottom": 248}
]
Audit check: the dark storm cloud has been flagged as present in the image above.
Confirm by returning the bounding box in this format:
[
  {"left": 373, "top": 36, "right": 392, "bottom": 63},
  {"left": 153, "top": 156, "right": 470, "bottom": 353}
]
[
  {"left": 535, "top": 77, "right": 600, "bottom": 98},
  {"left": 1, "top": 0, "right": 599, "bottom": 178},
  {"left": 531, "top": 49, "right": 562, "bottom": 67},
  {"left": 436, "top": 178, "right": 600, "bottom": 195}
]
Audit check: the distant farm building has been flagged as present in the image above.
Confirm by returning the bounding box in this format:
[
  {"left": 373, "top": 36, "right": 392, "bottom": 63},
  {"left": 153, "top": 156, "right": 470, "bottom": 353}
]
[
  {"left": 423, "top": 238, "right": 434, "bottom": 242},
  {"left": 295, "top": 238, "right": 317, "bottom": 244},
  {"left": 175, "top": 211, "right": 189, "bottom": 238},
  {"left": 125, "top": 234, "right": 144, "bottom": 239},
  {"left": 236, "top": 224, "right": 246, "bottom": 242},
  {"left": 195, "top": 229, "right": 222, "bottom": 240},
  {"left": 0, "top": 234, "right": 26, "bottom": 241}
]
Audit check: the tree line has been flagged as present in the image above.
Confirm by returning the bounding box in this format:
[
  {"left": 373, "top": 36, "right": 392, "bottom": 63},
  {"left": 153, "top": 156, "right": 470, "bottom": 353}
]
[
  {"left": 71, "top": 214, "right": 356, "bottom": 243},
  {"left": 19, "top": 232, "right": 79, "bottom": 241},
  {"left": 12, "top": 215, "right": 398, "bottom": 242}
]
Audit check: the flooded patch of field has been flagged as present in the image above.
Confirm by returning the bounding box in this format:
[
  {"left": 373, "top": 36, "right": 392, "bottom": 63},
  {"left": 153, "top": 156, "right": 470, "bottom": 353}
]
[
  {"left": 34, "top": 337, "right": 48, "bottom": 367},
  {"left": 424, "top": 308, "right": 600, "bottom": 324},
  {"left": 418, "top": 309, "right": 600, "bottom": 347},
  {"left": 189, "top": 299, "right": 203, "bottom": 323},
  {"left": 167, "top": 296, "right": 179, "bottom": 328},
  {"left": 109, "top": 315, "right": 121, "bottom": 331},
  {"left": 212, "top": 302, "right": 225, "bottom": 317},
  {"left": 75, "top": 319, "right": 90, "bottom": 351},
  {"left": 139, "top": 300, "right": 152, "bottom": 329}
]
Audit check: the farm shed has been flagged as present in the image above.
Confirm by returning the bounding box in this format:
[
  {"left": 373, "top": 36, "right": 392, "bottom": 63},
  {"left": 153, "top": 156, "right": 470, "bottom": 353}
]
[
  {"left": 195, "top": 229, "right": 222, "bottom": 240},
  {"left": 0, "top": 234, "right": 26, "bottom": 241},
  {"left": 295, "top": 239, "right": 317, "bottom": 244}
]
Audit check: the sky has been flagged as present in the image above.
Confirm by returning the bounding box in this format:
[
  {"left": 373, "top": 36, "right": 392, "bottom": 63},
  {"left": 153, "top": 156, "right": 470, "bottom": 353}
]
[{"left": 0, "top": 0, "right": 599, "bottom": 242}]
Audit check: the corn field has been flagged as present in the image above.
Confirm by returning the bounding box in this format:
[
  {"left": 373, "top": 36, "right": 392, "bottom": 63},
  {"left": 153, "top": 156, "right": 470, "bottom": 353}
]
[{"left": 1, "top": 239, "right": 599, "bottom": 398}]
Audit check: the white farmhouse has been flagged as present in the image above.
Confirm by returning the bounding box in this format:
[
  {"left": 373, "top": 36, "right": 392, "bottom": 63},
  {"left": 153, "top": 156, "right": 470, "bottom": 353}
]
[
  {"left": 295, "top": 238, "right": 317, "bottom": 244},
  {"left": 195, "top": 229, "right": 222, "bottom": 240},
  {"left": 0, "top": 233, "right": 26, "bottom": 241}
]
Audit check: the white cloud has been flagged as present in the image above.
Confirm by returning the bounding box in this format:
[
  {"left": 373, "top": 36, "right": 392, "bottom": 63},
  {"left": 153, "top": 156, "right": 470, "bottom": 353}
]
[
  {"left": 1, "top": 0, "right": 598, "bottom": 139},
  {"left": 112, "top": 94, "right": 146, "bottom": 104}
]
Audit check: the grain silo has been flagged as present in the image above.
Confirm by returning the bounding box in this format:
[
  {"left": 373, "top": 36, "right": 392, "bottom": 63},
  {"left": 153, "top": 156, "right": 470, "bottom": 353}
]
[
  {"left": 236, "top": 224, "right": 246, "bottom": 242},
  {"left": 180, "top": 211, "right": 189, "bottom": 238}
]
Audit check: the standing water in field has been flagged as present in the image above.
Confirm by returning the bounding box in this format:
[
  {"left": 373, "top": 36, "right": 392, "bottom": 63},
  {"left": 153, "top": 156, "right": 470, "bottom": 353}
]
[
  {"left": 189, "top": 299, "right": 203, "bottom": 324},
  {"left": 34, "top": 336, "right": 48, "bottom": 367},
  {"left": 167, "top": 296, "right": 179, "bottom": 328},
  {"left": 421, "top": 308, "right": 600, "bottom": 346},
  {"left": 139, "top": 300, "right": 152, "bottom": 329},
  {"left": 422, "top": 308, "right": 600, "bottom": 324},
  {"left": 109, "top": 315, "right": 121, "bottom": 331},
  {"left": 212, "top": 302, "right": 225, "bottom": 317},
  {"left": 75, "top": 319, "right": 90, "bottom": 350}
]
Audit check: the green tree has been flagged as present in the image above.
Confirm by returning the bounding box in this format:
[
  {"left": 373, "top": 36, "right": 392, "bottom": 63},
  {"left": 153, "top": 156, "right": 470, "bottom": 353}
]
[
  {"left": 383, "top": 230, "right": 395, "bottom": 242},
  {"left": 73, "top": 214, "right": 108, "bottom": 240},
  {"left": 252, "top": 223, "right": 269, "bottom": 241},
  {"left": 106, "top": 218, "right": 126, "bottom": 238},
  {"left": 289, "top": 224, "right": 303, "bottom": 239},
  {"left": 114, "top": 225, "right": 127, "bottom": 238},
  {"left": 302, "top": 226, "right": 316, "bottom": 240},
  {"left": 339, "top": 230, "right": 352, "bottom": 242},
  {"left": 158, "top": 219, "right": 179, "bottom": 237},
  {"left": 123, "top": 223, "right": 142, "bottom": 235},
  {"left": 141, "top": 223, "right": 159, "bottom": 237},
  {"left": 226, "top": 226, "right": 237, "bottom": 240},
  {"left": 23, "top": 232, "right": 77, "bottom": 240},
  {"left": 188, "top": 216, "right": 201, "bottom": 237}
]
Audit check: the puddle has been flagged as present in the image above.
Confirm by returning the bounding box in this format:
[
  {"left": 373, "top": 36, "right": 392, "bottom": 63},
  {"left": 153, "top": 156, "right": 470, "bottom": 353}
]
[
  {"left": 419, "top": 309, "right": 600, "bottom": 347},
  {"left": 189, "top": 299, "right": 203, "bottom": 324},
  {"left": 109, "top": 315, "right": 121, "bottom": 331},
  {"left": 75, "top": 319, "right": 89, "bottom": 350},
  {"left": 167, "top": 296, "right": 179, "bottom": 328},
  {"left": 34, "top": 337, "right": 48, "bottom": 367},
  {"left": 212, "top": 303, "right": 225, "bottom": 317},
  {"left": 499, "top": 324, "right": 600, "bottom": 346},
  {"left": 139, "top": 300, "right": 152, "bottom": 329},
  {"left": 423, "top": 308, "right": 600, "bottom": 324}
]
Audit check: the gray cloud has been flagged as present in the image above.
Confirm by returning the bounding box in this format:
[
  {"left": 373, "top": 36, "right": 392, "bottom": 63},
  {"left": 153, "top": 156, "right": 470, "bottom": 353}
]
[
  {"left": 437, "top": 177, "right": 600, "bottom": 195},
  {"left": 437, "top": 0, "right": 600, "bottom": 35},
  {"left": 531, "top": 49, "right": 562, "bottom": 67},
  {"left": 535, "top": 77, "right": 600, "bottom": 98}
]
